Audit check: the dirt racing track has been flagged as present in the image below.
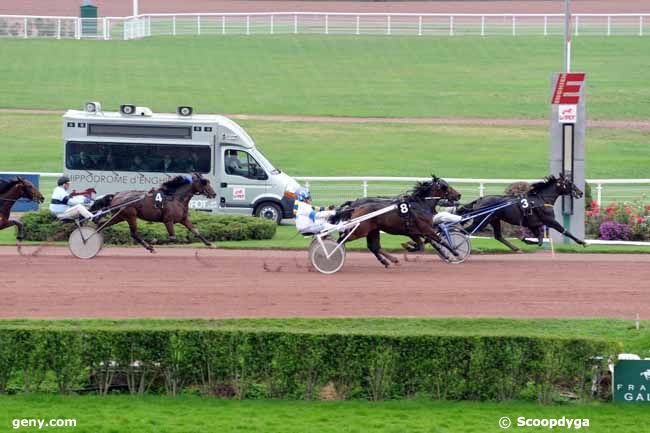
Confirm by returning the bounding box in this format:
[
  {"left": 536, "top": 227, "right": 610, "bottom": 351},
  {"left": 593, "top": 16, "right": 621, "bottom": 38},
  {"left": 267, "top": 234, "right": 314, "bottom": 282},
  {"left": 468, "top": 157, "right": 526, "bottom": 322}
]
[{"left": 0, "top": 246, "right": 648, "bottom": 320}]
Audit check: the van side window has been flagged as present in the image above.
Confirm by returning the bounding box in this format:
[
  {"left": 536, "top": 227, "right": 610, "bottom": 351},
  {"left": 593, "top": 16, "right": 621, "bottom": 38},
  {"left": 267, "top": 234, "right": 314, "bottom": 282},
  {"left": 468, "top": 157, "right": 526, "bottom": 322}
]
[
  {"left": 65, "top": 141, "right": 211, "bottom": 173},
  {"left": 224, "top": 150, "right": 267, "bottom": 180}
]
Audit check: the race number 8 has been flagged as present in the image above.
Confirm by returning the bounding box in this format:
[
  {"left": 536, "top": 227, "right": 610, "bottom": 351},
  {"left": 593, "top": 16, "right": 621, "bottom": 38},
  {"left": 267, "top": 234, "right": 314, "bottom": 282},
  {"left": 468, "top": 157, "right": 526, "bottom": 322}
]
[
  {"left": 520, "top": 198, "right": 529, "bottom": 209},
  {"left": 399, "top": 203, "right": 409, "bottom": 214}
]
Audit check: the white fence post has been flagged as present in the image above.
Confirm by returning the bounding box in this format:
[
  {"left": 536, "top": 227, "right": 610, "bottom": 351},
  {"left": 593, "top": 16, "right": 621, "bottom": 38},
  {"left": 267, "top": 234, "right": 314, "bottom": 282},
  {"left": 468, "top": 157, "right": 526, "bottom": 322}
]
[
  {"left": 449, "top": 16, "right": 454, "bottom": 36},
  {"left": 270, "top": 14, "right": 274, "bottom": 34},
  {"left": 363, "top": 180, "right": 368, "bottom": 197},
  {"left": 575, "top": 15, "right": 579, "bottom": 36},
  {"left": 387, "top": 15, "right": 391, "bottom": 35},
  {"left": 481, "top": 15, "right": 485, "bottom": 36},
  {"left": 198, "top": 15, "right": 201, "bottom": 35},
  {"left": 479, "top": 183, "right": 485, "bottom": 197},
  {"left": 356, "top": 15, "right": 360, "bottom": 35},
  {"left": 103, "top": 17, "right": 107, "bottom": 40},
  {"left": 246, "top": 15, "right": 250, "bottom": 35},
  {"left": 75, "top": 18, "right": 80, "bottom": 39},
  {"left": 23, "top": 17, "right": 28, "bottom": 38},
  {"left": 294, "top": 14, "right": 297, "bottom": 34},
  {"left": 640, "top": 16, "right": 644, "bottom": 36},
  {"left": 607, "top": 15, "right": 611, "bottom": 36},
  {"left": 544, "top": 15, "right": 548, "bottom": 36},
  {"left": 57, "top": 18, "right": 61, "bottom": 39},
  {"left": 325, "top": 14, "right": 329, "bottom": 34},
  {"left": 596, "top": 183, "right": 603, "bottom": 206},
  {"left": 512, "top": 15, "right": 516, "bottom": 36},
  {"left": 172, "top": 15, "right": 176, "bottom": 36},
  {"left": 222, "top": 16, "right": 225, "bottom": 35},
  {"left": 418, "top": 15, "right": 422, "bottom": 36},
  {"left": 147, "top": 15, "right": 151, "bottom": 37}
]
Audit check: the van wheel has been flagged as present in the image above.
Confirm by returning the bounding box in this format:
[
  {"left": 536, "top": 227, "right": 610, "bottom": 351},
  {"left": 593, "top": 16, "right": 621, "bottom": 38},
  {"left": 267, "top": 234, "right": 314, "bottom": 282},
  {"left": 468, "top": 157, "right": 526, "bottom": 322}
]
[{"left": 255, "top": 202, "right": 282, "bottom": 224}]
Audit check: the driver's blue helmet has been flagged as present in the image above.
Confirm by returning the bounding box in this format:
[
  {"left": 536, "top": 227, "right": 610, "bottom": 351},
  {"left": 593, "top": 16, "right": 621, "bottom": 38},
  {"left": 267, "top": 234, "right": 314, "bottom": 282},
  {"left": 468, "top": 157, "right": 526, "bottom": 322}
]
[{"left": 296, "top": 188, "right": 311, "bottom": 202}]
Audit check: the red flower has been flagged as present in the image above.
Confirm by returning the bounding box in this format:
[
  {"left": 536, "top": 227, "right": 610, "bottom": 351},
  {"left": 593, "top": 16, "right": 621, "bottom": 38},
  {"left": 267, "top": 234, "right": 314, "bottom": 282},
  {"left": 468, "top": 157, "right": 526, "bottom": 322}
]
[
  {"left": 586, "top": 211, "right": 594, "bottom": 217},
  {"left": 637, "top": 217, "right": 644, "bottom": 224},
  {"left": 625, "top": 206, "right": 633, "bottom": 214},
  {"left": 645, "top": 205, "right": 650, "bottom": 211},
  {"left": 591, "top": 200, "right": 598, "bottom": 208}
]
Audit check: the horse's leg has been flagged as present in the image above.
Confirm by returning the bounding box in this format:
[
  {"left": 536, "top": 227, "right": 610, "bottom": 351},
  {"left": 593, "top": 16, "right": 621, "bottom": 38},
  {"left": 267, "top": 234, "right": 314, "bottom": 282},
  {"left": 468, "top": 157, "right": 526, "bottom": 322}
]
[
  {"left": 526, "top": 225, "right": 544, "bottom": 247},
  {"left": 8, "top": 217, "right": 24, "bottom": 241},
  {"left": 545, "top": 219, "right": 587, "bottom": 246},
  {"left": 125, "top": 216, "right": 155, "bottom": 252},
  {"left": 491, "top": 220, "right": 521, "bottom": 252},
  {"left": 180, "top": 218, "right": 213, "bottom": 247},
  {"left": 164, "top": 221, "right": 177, "bottom": 243},
  {"left": 367, "top": 229, "right": 390, "bottom": 268},
  {"left": 401, "top": 235, "right": 424, "bottom": 252}
]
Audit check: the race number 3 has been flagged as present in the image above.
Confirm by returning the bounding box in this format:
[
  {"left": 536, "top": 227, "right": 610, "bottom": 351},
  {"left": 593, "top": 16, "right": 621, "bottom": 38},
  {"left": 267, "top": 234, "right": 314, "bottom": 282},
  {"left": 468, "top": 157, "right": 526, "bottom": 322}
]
[
  {"left": 520, "top": 198, "right": 529, "bottom": 209},
  {"left": 399, "top": 203, "right": 409, "bottom": 214}
]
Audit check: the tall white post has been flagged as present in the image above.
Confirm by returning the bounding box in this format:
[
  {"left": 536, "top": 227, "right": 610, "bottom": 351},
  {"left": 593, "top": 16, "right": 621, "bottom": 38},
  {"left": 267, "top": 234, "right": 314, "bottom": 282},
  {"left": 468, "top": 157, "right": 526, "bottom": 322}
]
[
  {"left": 325, "top": 14, "right": 328, "bottom": 35},
  {"left": 640, "top": 16, "right": 644, "bottom": 36},
  {"left": 387, "top": 15, "right": 391, "bottom": 35},
  {"left": 294, "top": 14, "right": 297, "bottom": 34},
  {"left": 57, "top": 19, "right": 61, "bottom": 39},
  {"left": 172, "top": 15, "right": 176, "bottom": 36},
  {"left": 24, "top": 17, "right": 27, "bottom": 38},
  {"left": 544, "top": 15, "right": 548, "bottom": 36},
  {"left": 246, "top": 15, "right": 250, "bottom": 35},
  {"left": 607, "top": 15, "right": 611, "bottom": 36},
  {"left": 418, "top": 15, "right": 422, "bottom": 36},
  {"left": 449, "top": 16, "right": 454, "bottom": 36},
  {"left": 512, "top": 15, "right": 516, "bottom": 36},
  {"left": 222, "top": 16, "right": 225, "bottom": 35},
  {"left": 481, "top": 15, "right": 485, "bottom": 36},
  {"left": 198, "top": 15, "right": 201, "bottom": 35},
  {"left": 133, "top": 0, "right": 138, "bottom": 16},
  {"left": 564, "top": 0, "right": 571, "bottom": 72},
  {"left": 270, "top": 14, "right": 274, "bottom": 35},
  {"left": 356, "top": 15, "right": 360, "bottom": 35}
]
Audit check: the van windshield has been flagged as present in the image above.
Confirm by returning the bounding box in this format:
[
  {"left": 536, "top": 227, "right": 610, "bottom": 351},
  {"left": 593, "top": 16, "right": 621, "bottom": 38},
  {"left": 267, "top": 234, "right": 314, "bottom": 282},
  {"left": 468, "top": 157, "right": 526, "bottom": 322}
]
[{"left": 254, "top": 150, "right": 280, "bottom": 174}]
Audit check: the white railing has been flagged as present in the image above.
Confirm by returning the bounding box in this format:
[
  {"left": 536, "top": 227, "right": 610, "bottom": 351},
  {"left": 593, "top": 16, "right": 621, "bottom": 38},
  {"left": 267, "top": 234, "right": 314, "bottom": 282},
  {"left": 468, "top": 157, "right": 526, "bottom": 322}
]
[
  {"left": 1, "top": 13, "right": 648, "bottom": 40},
  {"left": 12, "top": 172, "right": 648, "bottom": 206},
  {"left": 294, "top": 177, "right": 650, "bottom": 205}
]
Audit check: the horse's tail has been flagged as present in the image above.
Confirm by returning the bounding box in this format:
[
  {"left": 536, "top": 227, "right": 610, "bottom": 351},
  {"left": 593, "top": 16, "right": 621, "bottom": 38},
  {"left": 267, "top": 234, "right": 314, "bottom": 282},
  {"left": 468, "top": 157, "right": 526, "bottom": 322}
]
[
  {"left": 455, "top": 198, "right": 480, "bottom": 216},
  {"left": 89, "top": 194, "right": 114, "bottom": 213}
]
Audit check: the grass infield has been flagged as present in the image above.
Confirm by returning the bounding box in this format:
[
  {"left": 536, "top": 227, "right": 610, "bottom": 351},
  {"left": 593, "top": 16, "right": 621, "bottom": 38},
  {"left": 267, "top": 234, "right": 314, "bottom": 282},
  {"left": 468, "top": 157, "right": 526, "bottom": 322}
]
[
  {"left": 2, "top": 395, "right": 650, "bottom": 433},
  {"left": 0, "top": 36, "right": 649, "bottom": 120}
]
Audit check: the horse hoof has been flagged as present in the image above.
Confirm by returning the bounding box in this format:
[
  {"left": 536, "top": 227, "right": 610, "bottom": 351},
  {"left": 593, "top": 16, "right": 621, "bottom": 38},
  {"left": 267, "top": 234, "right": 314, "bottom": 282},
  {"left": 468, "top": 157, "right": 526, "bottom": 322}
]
[{"left": 206, "top": 244, "right": 216, "bottom": 249}]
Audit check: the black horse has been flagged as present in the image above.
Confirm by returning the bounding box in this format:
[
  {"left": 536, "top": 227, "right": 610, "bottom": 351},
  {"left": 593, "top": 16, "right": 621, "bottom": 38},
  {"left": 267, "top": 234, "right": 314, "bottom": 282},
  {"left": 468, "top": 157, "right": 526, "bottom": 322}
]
[
  {"left": 330, "top": 176, "right": 462, "bottom": 267},
  {"left": 457, "top": 173, "right": 585, "bottom": 251}
]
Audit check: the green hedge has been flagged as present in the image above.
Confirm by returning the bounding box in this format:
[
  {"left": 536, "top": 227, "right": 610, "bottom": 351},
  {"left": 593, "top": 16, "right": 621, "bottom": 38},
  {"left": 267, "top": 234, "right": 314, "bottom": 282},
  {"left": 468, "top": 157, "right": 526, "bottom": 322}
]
[
  {"left": 21, "top": 210, "right": 276, "bottom": 244},
  {"left": 0, "top": 326, "right": 612, "bottom": 402}
]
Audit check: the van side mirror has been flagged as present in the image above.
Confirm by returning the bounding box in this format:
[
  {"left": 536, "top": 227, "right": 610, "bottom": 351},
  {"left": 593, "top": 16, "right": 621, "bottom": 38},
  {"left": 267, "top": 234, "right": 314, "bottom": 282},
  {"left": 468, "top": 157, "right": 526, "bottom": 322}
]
[{"left": 256, "top": 172, "right": 268, "bottom": 181}]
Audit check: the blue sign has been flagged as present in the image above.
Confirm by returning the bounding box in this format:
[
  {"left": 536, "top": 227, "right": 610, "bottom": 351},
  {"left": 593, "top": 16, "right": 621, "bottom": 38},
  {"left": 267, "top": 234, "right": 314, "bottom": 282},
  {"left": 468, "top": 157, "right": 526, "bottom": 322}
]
[{"left": 0, "top": 174, "right": 40, "bottom": 212}]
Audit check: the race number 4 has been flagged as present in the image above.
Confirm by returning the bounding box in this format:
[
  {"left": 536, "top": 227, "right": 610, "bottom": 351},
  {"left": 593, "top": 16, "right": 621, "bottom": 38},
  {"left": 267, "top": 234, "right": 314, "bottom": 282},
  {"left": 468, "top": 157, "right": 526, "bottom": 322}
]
[{"left": 399, "top": 203, "right": 410, "bottom": 214}]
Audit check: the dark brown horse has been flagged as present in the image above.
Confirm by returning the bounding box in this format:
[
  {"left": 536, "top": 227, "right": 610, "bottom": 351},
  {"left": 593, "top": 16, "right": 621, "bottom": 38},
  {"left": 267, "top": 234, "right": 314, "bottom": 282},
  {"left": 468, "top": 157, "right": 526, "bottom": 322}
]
[
  {"left": 330, "top": 176, "right": 462, "bottom": 267},
  {"left": 0, "top": 177, "right": 45, "bottom": 240},
  {"left": 91, "top": 173, "right": 217, "bottom": 252}
]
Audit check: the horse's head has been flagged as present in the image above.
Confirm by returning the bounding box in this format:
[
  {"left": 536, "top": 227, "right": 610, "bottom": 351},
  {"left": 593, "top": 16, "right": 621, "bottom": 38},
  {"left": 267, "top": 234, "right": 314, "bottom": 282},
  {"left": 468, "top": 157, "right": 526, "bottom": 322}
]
[
  {"left": 191, "top": 173, "right": 217, "bottom": 199},
  {"left": 430, "top": 175, "right": 462, "bottom": 202},
  {"left": 16, "top": 177, "right": 44, "bottom": 204},
  {"left": 556, "top": 173, "right": 583, "bottom": 199}
]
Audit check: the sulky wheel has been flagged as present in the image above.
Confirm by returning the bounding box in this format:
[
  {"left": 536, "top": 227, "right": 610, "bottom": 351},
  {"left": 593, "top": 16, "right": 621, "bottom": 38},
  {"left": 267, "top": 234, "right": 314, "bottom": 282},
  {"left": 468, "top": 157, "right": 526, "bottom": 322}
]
[
  {"left": 309, "top": 238, "right": 346, "bottom": 274},
  {"left": 68, "top": 226, "right": 104, "bottom": 259},
  {"left": 435, "top": 229, "right": 471, "bottom": 264}
]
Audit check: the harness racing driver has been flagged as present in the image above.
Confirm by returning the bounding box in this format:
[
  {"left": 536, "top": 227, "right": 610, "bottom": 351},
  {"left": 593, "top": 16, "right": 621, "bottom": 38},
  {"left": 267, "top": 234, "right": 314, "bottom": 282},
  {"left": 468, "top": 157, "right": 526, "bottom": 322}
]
[
  {"left": 293, "top": 188, "right": 337, "bottom": 235},
  {"left": 49, "top": 176, "right": 94, "bottom": 221}
]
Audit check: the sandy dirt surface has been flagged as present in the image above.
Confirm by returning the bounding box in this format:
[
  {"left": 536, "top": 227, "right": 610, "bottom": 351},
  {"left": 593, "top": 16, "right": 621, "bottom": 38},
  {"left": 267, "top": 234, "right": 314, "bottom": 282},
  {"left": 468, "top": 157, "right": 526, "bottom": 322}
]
[
  {"left": 1, "top": 1, "right": 648, "bottom": 18},
  {"left": 1, "top": 246, "right": 647, "bottom": 320}
]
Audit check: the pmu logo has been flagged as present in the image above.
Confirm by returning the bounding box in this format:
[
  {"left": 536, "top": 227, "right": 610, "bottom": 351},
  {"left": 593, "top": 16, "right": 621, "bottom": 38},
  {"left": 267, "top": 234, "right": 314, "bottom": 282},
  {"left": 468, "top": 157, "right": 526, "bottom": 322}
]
[{"left": 552, "top": 73, "right": 586, "bottom": 104}]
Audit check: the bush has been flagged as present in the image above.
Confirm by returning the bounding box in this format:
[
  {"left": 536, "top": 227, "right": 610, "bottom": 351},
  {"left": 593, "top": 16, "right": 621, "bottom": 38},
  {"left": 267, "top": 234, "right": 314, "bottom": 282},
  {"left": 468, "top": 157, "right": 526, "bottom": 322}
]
[
  {"left": 599, "top": 221, "right": 631, "bottom": 241},
  {"left": 0, "top": 324, "right": 613, "bottom": 402},
  {"left": 21, "top": 210, "right": 276, "bottom": 244}
]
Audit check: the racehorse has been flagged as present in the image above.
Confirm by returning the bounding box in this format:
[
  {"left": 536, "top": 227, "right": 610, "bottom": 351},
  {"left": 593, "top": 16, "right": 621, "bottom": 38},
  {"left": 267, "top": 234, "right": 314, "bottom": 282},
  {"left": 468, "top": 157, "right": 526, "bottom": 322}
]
[
  {"left": 330, "top": 176, "right": 462, "bottom": 267},
  {"left": 457, "top": 173, "right": 585, "bottom": 251},
  {"left": 0, "top": 177, "right": 45, "bottom": 240},
  {"left": 90, "top": 173, "right": 217, "bottom": 252}
]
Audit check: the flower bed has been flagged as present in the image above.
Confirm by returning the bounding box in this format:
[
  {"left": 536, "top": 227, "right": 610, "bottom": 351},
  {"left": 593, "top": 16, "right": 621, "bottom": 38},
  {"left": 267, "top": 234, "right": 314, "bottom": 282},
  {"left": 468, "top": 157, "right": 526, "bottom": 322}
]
[{"left": 586, "top": 200, "right": 650, "bottom": 241}]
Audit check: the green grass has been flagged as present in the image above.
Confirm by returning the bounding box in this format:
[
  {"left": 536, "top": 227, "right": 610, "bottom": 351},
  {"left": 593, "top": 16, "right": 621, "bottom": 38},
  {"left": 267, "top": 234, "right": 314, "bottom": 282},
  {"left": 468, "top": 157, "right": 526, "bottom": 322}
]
[
  {"left": 1, "top": 317, "right": 648, "bottom": 354},
  {"left": 2, "top": 114, "right": 649, "bottom": 179},
  {"left": 0, "top": 36, "right": 649, "bottom": 119},
  {"left": 2, "top": 395, "right": 649, "bottom": 433}
]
